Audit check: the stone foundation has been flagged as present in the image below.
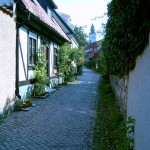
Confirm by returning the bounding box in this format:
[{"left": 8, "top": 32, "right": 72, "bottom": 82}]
[{"left": 110, "top": 75, "right": 128, "bottom": 116}]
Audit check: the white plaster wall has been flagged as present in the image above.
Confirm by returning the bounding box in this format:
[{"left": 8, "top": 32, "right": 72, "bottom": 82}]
[
  {"left": 19, "top": 29, "right": 38, "bottom": 81},
  {"left": 19, "top": 27, "right": 28, "bottom": 81},
  {"left": 19, "top": 31, "right": 39, "bottom": 97},
  {"left": 67, "top": 34, "right": 78, "bottom": 49},
  {"left": 28, "top": 70, "right": 34, "bottom": 79},
  {"left": 127, "top": 35, "right": 150, "bottom": 150},
  {"left": 0, "top": 10, "right": 16, "bottom": 117},
  {"left": 71, "top": 38, "right": 78, "bottom": 49},
  {"left": 19, "top": 84, "right": 33, "bottom": 99},
  {"left": 50, "top": 43, "right": 54, "bottom": 77}
]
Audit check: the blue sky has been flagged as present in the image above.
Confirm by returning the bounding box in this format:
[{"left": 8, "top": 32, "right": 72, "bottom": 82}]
[{"left": 54, "top": 0, "right": 110, "bottom": 39}]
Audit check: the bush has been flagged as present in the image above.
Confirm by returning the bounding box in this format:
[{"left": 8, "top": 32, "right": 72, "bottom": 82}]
[
  {"left": 77, "top": 65, "right": 83, "bottom": 75},
  {"left": 84, "top": 60, "right": 91, "bottom": 68},
  {"left": 32, "top": 46, "right": 49, "bottom": 96},
  {"left": 99, "top": 0, "right": 150, "bottom": 77},
  {"left": 59, "top": 43, "right": 84, "bottom": 81}
]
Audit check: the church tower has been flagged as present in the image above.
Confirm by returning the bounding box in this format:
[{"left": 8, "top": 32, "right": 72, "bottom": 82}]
[{"left": 89, "top": 24, "right": 96, "bottom": 43}]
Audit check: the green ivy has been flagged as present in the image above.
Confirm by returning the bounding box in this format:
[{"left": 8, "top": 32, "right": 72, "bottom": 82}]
[
  {"left": 58, "top": 43, "right": 73, "bottom": 81},
  {"left": 58, "top": 43, "right": 84, "bottom": 81},
  {"left": 100, "top": 0, "right": 150, "bottom": 77},
  {"left": 32, "top": 46, "right": 49, "bottom": 96}
]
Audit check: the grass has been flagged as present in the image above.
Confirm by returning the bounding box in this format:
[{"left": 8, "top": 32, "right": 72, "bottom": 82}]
[{"left": 93, "top": 75, "right": 133, "bottom": 150}]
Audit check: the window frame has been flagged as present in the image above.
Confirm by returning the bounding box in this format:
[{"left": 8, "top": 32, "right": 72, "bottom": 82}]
[
  {"left": 28, "top": 37, "right": 37, "bottom": 66},
  {"left": 53, "top": 47, "right": 58, "bottom": 67}
]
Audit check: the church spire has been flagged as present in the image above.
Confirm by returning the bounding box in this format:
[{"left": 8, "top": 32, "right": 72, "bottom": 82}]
[
  {"left": 89, "top": 24, "right": 96, "bottom": 43},
  {"left": 90, "top": 24, "right": 95, "bottom": 34}
]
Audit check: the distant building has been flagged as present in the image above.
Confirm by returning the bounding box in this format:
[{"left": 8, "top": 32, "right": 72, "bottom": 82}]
[
  {"left": 89, "top": 24, "right": 96, "bottom": 43},
  {"left": 58, "top": 12, "right": 72, "bottom": 27},
  {"left": 84, "top": 41, "right": 102, "bottom": 68}
]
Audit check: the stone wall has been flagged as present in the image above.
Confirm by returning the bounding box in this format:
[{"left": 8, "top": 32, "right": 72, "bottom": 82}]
[
  {"left": 0, "top": 8, "right": 16, "bottom": 118},
  {"left": 110, "top": 75, "right": 128, "bottom": 116}
]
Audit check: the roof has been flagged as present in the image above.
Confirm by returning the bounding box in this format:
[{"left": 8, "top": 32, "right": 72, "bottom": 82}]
[
  {"left": 59, "top": 12, "right": 70, "bottom": 21},
  {"left": 84, "top": 41, "right": 102, "bottom": 59},
  {"left": 48, "top": 0, "right": 57, "bottom": 9},
  {"left": 21, "top": 0, "right": 70, "bottom": 42},
  {"left": 83, "top": 41, "right": 101, "bottom": 50},
  {"left": 0, "top": 4, "right": 13, "bottom": 16},
  {"left": 53, "top": 11, "right": 79, "bottom": 45},
  {"left": 54, "top": 11, "right": 75, "bottom": 35}
]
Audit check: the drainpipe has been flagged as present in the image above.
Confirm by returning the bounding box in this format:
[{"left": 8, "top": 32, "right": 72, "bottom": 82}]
[
  {"left": 15, "top": 28, "right": 20, "bottom": 99},
  {"left": 14, "top": 2, "right": 20, "bottom": 99}
]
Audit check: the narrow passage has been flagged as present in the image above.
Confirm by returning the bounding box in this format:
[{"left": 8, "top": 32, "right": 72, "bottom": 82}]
[{"left": 0, "top": 67, "right": 100, "bottom": 150}]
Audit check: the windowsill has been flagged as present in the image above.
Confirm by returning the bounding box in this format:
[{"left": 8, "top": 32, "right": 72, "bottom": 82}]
[{"left": 28, "top": 65, "right": 35, "bottom": 70}]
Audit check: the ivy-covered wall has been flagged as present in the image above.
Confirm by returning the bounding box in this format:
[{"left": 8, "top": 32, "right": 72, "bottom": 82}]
[
  {"left": 100, "top": 1, "right": 150, "bottom": 148},
  {"left": 99, "top": 0, "right": 150, "bottom": 77}
]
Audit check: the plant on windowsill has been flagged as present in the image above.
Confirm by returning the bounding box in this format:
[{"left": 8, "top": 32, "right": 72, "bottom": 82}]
[{"left": 32, "top": 45, "right": 49, "bottom": 98}]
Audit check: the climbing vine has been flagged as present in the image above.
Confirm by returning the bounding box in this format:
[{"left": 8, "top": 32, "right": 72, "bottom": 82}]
[
  {"left": 58, "top": 43, "right": 73, "bottom": 81},
  {"left": 32, "top": 46, "right": 49, "bottom": 96},
  {"left": 58, "top": 43, "right": 84, "bottom": 81},
  {"left": 99, "top": 0, "right": 150, "bottom": 77}
]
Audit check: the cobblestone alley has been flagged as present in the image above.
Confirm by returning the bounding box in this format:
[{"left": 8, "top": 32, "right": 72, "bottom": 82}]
[{"left": 0, "top": 67, "right": 100, "bottom": 150}]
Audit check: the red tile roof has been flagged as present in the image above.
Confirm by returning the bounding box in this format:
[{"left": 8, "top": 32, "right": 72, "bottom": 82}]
[{"left": 22, "top": 0, "right": 70, "bottom": 42}]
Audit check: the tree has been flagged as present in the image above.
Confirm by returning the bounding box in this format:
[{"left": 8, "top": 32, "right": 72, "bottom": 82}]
[
  {"left": 73, "top": 25, "right": 89, "bottom": 47},
  {"left": 96, "top": 23, "right": 106, "bottom": 40},
  {"left": 58, "top": 43, "right": 85, "bottom": 81},
  {"left": 70, "top": 48, "right": 84, "bottom": 75}
]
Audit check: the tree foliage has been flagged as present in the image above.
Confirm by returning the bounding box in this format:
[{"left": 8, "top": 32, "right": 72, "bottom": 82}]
[
  {"left": 73, "top": 25, "right": 89, "bottom": 47},
  {"left": 70, "top": 48, "right": 84, "bottom": 67},
  {"left": 58, "top": 43, "right": 84, "bottom": 81},
  {"left": 58, "top": 43, "right": 72, "bottom": 81},
  {"left": 99, "top": 0, "right": 150, "bottom": 77}
]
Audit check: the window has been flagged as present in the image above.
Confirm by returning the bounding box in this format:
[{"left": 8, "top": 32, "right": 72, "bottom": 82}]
[
  {"left": 47, "top": 7, "right": 52, "bottom": 19},
  {"left": 28, "top": 37, "right": 36, "bottom": 65},
  {"left": 54, "top": 48, "right": 58, "bottom": 67}
]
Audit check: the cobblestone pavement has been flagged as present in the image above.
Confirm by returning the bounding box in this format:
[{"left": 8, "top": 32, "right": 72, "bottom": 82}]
[{"left": 0, "top": 67, "right": 100, "bottom": 150}]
